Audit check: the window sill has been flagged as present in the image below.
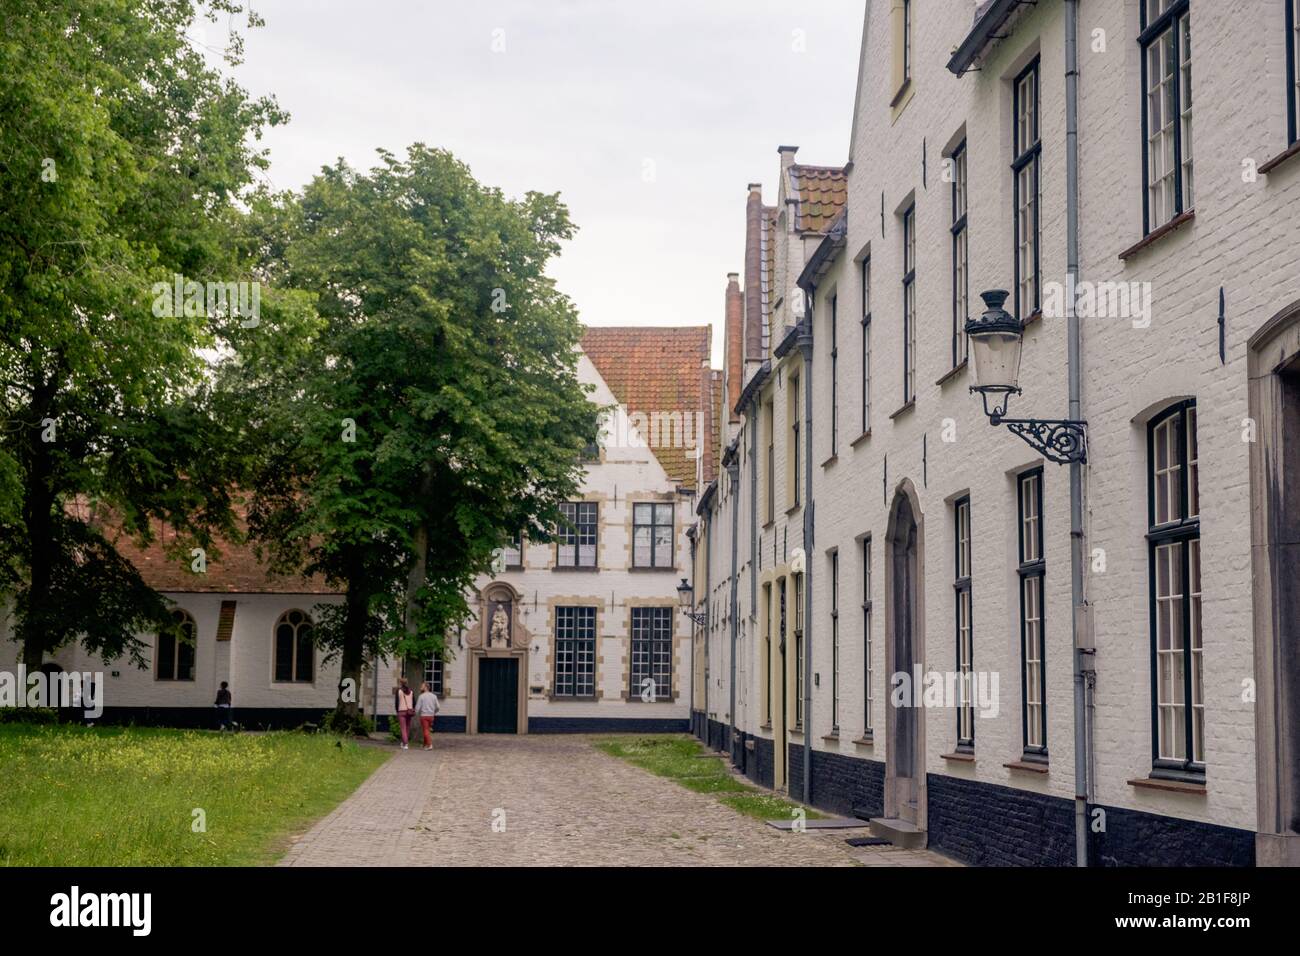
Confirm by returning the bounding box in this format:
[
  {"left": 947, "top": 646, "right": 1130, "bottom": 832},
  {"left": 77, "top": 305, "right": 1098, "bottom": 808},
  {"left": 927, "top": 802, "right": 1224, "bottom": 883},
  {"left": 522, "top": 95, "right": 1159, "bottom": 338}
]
[
  {"left": 785, "top": 503, "right": 803, "bottom": 517},
  {"left": 789, "top": 729, "right": 805, "bottom": 742},
  {"left": 934, "top": 360, "right": 968, "bottom": 387},
  {"left": 1128, "top": 776, "right": 1207, "bottom": 796},
  {"left": 759, "top": 723, "right": 773, "bottom": 732},
  {"left": 628, "top": 566, "right": 678, "bottom": 573},
  {"left": 889, "top": 77, "right": 912, "bottom": 109},
  {"left": 1119, "top": 209, "right": 1195, "bottom": 261},
  {"left": 853, "top": 733, "right": 875, "bottom": 747},
  {"left": 821, "top": 732, "right": 840, "bottom": 743},
  {"left": 1259, "top": 139, "right": 1300, "bottom": 175},
  {"left": 1020, "top": 310, "right": 1042, "bottom": 329},
  {"left": 762, "top": 519, "right": 776, "bottom": 532},
  {"left": 941, "top": 751, "right": 975, "bottom": 764},
  {"left": 888, "top": 399, "right": 916, "bottom": 421},
  {"left": 551, "top": 566, "right": 599, "bottom": 572},
  {"left": 849, "top": 429, "right": 872, "bottom": 449},
  {"left": 1004, "top": 759, "right": 1049, "bottom": 775},
  {"left": 821, "top": 454, "right": 838, "bottom": 470}
]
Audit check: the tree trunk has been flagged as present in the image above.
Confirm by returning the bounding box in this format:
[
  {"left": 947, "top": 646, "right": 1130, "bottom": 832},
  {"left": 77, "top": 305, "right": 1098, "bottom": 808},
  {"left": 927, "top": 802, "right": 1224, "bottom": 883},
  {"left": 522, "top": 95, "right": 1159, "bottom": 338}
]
[
  {"left": 335, "top": 575, "right": 367, "bottom": 723},
  {"left": 19, "top": 384, "right": 56, "bottom": 671}
]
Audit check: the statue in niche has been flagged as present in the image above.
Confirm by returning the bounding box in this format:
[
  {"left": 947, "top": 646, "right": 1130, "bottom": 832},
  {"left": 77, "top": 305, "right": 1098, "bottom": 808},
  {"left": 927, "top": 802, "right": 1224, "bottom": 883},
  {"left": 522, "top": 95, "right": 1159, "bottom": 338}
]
[{"left": 489, "top": 602, "right": 511, "bottom": 648}]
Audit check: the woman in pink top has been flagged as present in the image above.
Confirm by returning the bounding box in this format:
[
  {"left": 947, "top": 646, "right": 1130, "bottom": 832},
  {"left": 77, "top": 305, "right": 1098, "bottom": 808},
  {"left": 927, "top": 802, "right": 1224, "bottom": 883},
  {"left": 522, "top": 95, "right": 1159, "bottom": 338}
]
[{"left": 393, "top": 677, "right": 415, "bottom": 750}]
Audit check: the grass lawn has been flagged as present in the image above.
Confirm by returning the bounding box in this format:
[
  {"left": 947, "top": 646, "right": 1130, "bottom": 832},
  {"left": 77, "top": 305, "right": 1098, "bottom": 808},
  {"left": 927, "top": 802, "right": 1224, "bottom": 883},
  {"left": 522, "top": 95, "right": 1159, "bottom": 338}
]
[
  {"left": 592, "top": 734, "right": 822, "bottom": 821},
  {"left": 0, "top": 723, "right": 389, "bottom": 866}
]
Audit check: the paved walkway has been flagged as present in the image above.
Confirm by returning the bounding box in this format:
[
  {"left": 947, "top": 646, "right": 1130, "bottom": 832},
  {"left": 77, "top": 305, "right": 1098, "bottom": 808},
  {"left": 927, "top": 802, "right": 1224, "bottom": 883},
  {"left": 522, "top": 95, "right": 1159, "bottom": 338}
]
[{"left": 279, "top": 734, "right": 958, "bottom": 867}]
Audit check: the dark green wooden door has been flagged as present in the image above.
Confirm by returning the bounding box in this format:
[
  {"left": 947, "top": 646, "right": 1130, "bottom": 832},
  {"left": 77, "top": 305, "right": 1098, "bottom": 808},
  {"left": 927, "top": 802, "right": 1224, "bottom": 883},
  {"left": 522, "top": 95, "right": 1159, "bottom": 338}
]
[{"left": 478, "top": 658, "right": 518, "bottom": 733}]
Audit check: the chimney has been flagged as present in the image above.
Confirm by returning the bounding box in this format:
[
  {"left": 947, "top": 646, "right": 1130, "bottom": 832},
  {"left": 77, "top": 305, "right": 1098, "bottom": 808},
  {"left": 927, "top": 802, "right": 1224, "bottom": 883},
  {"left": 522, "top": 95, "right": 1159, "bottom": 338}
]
[
  {"left": 725, "top": 273, "right": 743, "bottom": 422},
  {"left": 777, "top": 145, "right": 799, "bottom": 171},
  {"left": 744, "top": 184, "right": 764, "bottom": 363}
]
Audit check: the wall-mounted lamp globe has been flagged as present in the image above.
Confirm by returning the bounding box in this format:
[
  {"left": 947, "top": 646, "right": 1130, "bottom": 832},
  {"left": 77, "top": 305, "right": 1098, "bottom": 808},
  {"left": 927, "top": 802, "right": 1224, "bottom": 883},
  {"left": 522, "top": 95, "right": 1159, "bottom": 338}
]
[
  {"left": 965, "top": 289, "right": 1088, "bottom": 465},
  {"left": 677, "top": 578, "right": 706, "bottom": 626}
]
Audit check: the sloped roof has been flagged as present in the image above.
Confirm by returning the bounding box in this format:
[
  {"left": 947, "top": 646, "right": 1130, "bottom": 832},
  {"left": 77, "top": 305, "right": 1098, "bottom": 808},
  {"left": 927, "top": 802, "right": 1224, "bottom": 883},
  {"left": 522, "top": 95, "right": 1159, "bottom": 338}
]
[
  {"left": 786, "top": 165, "right": 848, "bottom": 234},
  {"left": 581, "top": 325, "right": 715, "bottom": 489},
  {"left": 89, "top": 512, "right": 334, "bottom": 595}
]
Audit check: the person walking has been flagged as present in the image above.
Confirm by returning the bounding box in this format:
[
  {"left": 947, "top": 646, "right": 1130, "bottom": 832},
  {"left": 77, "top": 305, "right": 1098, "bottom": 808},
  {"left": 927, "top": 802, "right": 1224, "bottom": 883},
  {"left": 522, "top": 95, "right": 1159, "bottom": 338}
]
[
  {"left": 214, "top": 681, "right": 233, "bottom": 731},
  {"left": 414, "top": 681, "right": 441, "bottom": 751},
  {"left": 393, "top": 677, "right": 415, "bottom": 750}
]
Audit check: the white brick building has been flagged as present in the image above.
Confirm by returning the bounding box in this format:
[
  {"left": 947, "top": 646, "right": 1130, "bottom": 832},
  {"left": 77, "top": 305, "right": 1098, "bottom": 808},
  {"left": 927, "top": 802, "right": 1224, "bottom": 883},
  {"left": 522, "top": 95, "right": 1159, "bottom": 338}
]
[
  {"left": 1, "top": 330, "right": 716, "bottom": 736},
  {"left": 694, "top": 0, "right": 1300, "bottom": 866}
]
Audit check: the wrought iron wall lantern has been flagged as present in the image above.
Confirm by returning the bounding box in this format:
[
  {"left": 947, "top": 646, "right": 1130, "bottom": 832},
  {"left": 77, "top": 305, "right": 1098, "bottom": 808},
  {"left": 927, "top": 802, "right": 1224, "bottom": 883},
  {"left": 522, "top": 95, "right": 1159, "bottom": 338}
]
[
  {"left": 676, "top": 578, "right": 707, "bottom": 626},
  {"left": 965, "top": 289, "right": 1088, "bottom": 465}
]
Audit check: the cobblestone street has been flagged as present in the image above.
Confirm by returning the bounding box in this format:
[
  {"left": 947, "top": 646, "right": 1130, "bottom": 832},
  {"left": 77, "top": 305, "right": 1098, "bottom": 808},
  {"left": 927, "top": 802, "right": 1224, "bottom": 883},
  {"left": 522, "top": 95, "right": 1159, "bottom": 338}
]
[{"left": 281, "top": 734, "right": 958, "bottom": 867}]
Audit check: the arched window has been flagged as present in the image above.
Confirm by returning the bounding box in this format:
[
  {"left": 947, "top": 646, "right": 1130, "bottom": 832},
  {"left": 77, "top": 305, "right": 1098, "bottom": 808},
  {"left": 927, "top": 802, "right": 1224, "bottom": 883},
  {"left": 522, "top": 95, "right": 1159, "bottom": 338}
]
[
  {"left": 157, "top": 609, "right": 197, "bottom": 681},
  {"left": 274, "top": 609, "right": 314, "bottom": 683}
]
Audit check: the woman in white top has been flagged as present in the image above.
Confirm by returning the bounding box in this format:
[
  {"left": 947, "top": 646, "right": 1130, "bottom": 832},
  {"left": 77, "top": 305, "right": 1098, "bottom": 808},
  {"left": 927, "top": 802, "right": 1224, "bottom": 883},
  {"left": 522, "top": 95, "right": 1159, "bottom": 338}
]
[{"left": 414, "top": 682, "right": 441, "bottom": 751}]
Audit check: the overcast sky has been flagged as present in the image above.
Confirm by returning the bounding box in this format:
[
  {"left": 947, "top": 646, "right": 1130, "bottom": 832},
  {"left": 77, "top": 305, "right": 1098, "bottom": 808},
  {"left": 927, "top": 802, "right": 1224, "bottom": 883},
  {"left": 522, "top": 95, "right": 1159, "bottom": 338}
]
[{"left": 219, "top": 1, "right": 864, "bottom": 364}]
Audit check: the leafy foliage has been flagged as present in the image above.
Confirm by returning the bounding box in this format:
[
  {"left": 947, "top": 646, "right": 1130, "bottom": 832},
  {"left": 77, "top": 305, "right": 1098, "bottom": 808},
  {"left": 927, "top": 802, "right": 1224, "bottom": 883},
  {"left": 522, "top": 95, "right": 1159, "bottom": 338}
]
[{"left": 0, "top": 0, "right": 285, "bottom": 664}]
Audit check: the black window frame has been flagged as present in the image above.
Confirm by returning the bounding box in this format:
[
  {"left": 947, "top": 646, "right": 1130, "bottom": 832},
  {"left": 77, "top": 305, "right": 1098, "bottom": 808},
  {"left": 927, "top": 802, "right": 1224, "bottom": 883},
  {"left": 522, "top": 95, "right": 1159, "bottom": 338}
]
[
  {"left": 790, "top": 373, "right": 801, "bottom": 507},
  {"left": 902, "top": 204, "right": 917, "bottom": 404},
  {"left": 793, "top": 572, "right": 804, "bottom": 730},
  {"left": 1017, "top": 469, "right": 1047, "bottom": 759},
  {"left": 953, "top": 497, "right": 974, "bottom": 751},
  {"left": 156, "top": 608, "right": 197, "bottom": 682},
  {"left": 1288, "top": 0, "right": 1299, "bottom": 146},
  {"left": 630, "top": 606, "right": 673, "bottom": 702},
  {"left": 862, "top": 536, "right": 874, "bottom": 735},
  {"left": 553, "top": 605, "right": 597, "bottom": 699},
  {"left": 1139, "top": 0, "right": 1193, "bottom": 234},
  {"left": 950, "top": 139, "right": 969, "bottom": 369},
  {"left": 273, "top": 609, "right": 315, "bottom": 684},
  {"left": 556, "top": 501, "right": 598, "bottom": 569},
  {"left": 631, "top": 501, "right": 675, "bottom": 569},
  {"left": 1146, "top": 399, "right": 1204, "bottom": 780},
  {"left": 903, "top": 0, "right": 912, "bottom": 85},
  {"left": 1012, "top": 59, "right": 1042, "bottom": 322}
]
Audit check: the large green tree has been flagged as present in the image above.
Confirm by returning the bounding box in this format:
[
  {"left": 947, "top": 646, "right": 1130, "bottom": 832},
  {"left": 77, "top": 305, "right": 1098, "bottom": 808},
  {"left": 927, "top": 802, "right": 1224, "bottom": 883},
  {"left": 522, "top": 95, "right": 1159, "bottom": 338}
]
[
  {"left": 245, "top": 146, "right": 598, "bottom": 723},
  {"left": 0, "top": 0, "right": 286, "bottom": 666}
]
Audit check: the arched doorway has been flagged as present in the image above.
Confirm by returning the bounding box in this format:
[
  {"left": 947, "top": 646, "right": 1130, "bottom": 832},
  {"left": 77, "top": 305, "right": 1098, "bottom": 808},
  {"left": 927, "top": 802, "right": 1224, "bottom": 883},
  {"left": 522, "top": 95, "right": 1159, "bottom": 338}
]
[
  {"left": 884, "top": 480, "right": 926, "bottom": 830},
  {"left": 466, "top": 582, "right": 529, "bottom": 734},
  {"left": 1248, "top": 299, "right": 1300, "bottom": 865}
]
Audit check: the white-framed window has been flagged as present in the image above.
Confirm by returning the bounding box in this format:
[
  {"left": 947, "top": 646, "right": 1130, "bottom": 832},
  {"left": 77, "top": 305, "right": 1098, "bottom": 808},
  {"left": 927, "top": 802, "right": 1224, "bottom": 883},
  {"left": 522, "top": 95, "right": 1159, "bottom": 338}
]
[
  {"left": 954, "top": 498, "right": 973, "bottom": 749},
  {"left": 1148, "top": 401, "right": 1203, "bottom": 773},
  {"left": 902, "top": 205, "right": 917, "bottom": 403},
  {"left": 862, "top": 537, "right": 874, "bottom": 735},
  {"left": 632, "top": 502, "right": 674, "bottom": 568},
  {"left": 861, "top": 257, "right": 872, "bottom": 433},
  {"left": 830, "top": 550, "right": 840, "bottom": 732},
  {"left": 156, "top": 608, "right": 197, "bottom": 681},
  {"left": 554, "top": 605, "right": 596, "bottom": 698},
  {"left": 1018, "top": 470, "right": 1046, "bottom": 756},
  {"left": 630, "top": 606, "right": 673, "bottom": 702},
  {"left": 273, "top": 609, "right": 314, "bottom": 683},
  {"left": 424, "top": 654, "right": 444, "bottom": 696},
  {"left": 500, "top": 530, "right": 523, "bottom": 569},
  {"left": 829, "top": 294, "right": 839, "bottom": 456},
  {"left": 1013, "top": 60, "right": 1041, "bottom": 320},
  {"left": 1142, "top": 0, "right": 1193, "bottom": 231},
  {"left": 950, "top": 140, "right": 969, "bottom": 367},
  {"left": 556, "top": 501, "right": 598, "bottom": 568}
]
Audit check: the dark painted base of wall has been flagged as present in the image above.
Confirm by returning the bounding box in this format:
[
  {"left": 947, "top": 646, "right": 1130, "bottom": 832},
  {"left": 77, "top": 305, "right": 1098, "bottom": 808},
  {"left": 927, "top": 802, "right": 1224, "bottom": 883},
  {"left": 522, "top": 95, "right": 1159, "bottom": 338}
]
[
  {"left": 926, "top": 773, "right": 1255, "bottom": 867},
  {"left": 375, "top": 715, "right": 468, "bottom": 734},
  {"left": 527, "top": 717, "right": 689, "bottom": 734}
]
